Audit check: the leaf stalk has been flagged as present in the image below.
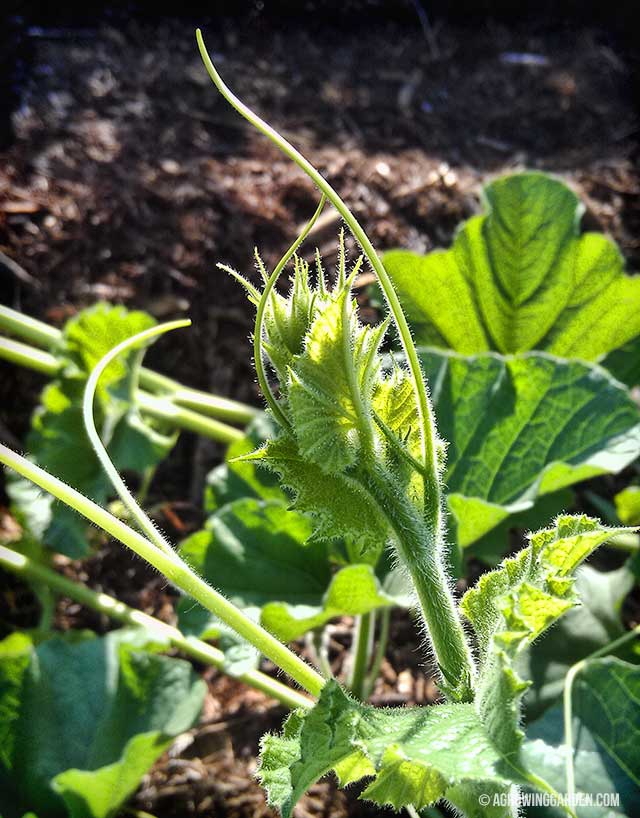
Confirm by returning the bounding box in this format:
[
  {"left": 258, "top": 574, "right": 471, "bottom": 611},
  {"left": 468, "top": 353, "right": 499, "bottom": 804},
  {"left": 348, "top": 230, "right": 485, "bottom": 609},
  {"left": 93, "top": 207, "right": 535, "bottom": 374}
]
[
  {"left": 0, "top": 443, "right": 326, "bottom": 697},
  {"left": 0, "top": 544, "right": 311, "bottom": 710}
]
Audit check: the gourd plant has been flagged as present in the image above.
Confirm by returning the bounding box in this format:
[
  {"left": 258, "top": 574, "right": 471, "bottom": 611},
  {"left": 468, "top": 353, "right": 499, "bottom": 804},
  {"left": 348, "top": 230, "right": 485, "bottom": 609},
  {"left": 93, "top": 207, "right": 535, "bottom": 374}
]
[{"left": 1, "top": 29, "right": 639, "bottom": 818}]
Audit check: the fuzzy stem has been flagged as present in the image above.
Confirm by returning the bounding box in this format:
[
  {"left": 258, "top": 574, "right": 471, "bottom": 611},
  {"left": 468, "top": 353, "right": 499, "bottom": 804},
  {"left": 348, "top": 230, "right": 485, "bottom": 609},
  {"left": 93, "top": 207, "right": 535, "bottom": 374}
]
[
  {"left": 363, "top": 466, "right": 475, "bottom": 701},
  {"left": 0, "top": 544, "right": 311, "bottom": 710},
  {"left": 0, "top": 443, "right": 325, "bottom": 697}
]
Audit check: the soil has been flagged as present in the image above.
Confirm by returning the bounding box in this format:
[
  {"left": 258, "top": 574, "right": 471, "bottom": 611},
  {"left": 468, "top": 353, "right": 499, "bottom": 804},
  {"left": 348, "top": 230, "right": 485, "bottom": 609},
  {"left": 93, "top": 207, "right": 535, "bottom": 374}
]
[{"left": 0, "top": 7, "right": 639, "bottom": 817}]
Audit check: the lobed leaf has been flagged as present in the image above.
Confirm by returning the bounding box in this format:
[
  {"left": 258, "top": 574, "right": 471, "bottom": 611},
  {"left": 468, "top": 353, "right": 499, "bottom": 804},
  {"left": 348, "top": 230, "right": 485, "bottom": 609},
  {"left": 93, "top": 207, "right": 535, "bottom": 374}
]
[
  {"left": 258, "top": 680, "right": 517, "bottom": 818},
  {"left": 383, "top": 172, "right": 640, "bottom": 367},
  {"left": 523, "top": 563, "right": 636, "bottom": 718},
  {"left": 462, "top": 515, "right": 631, "bottom": 761}
]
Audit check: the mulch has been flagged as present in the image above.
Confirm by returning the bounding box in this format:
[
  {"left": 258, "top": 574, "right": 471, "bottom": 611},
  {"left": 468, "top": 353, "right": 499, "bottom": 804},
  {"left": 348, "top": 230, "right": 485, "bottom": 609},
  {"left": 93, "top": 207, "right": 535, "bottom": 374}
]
[{"left": 0, "top": 10, "right": 638, "bottom": 817}]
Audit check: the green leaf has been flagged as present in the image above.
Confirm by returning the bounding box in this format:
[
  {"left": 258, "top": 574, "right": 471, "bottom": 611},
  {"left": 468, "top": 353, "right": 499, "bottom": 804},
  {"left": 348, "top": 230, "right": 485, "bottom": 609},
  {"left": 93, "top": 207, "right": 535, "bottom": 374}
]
[
  {"left": 204, "top": 414, "right": 287, "bottom": 513},
  {"left": 462, "top": 515, "right": 630, "bottom": 762},
  {"left": 523, "top": 658, "right": 640, "bottom": 817},
  {"left": 177, "top": 498, "right": 397, "bottom": 643},
  {"left": 287, "top": 287, "right": 386, "bottom": 474},
  {"left": 254, "top": 432, "right": 391, "bottom": 555},
  {"left": 614, "top": 486, "right": 640, "bottom": 526},
  {"left": 261, "top": 563, "right": 395, "bottom": 643},
  {"left": 523, "top": 563, "right": 636, "bottom": 719},
  {"left": 0, "top": 629, "right": 205, "bottom": 818},
  {"left": 258, "top": 680, "right": 517, "bottom": 818},
  {"left": 417, "top": 348, "right": 640, "bottom": 548},
  {"left": 383, "top": 172, "right": 640, "bottom": 360},
  {"left": 576, "top": 658, "right": 640, "bottom": 786},
  {"left": 8, "top": 304, "right": 176, "bottom": 557}
]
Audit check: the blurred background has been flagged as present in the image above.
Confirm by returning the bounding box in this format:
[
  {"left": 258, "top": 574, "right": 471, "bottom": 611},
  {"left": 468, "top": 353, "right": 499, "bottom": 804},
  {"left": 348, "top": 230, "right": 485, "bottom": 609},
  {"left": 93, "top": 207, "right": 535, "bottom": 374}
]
[{"left": 0, "top": 2, "right": 638, "bottom": 815}]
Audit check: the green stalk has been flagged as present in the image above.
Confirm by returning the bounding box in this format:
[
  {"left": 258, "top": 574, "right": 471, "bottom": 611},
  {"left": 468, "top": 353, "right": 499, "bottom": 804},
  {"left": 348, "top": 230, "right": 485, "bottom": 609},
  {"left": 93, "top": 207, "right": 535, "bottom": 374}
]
[
  {"left": 0, "top": 335, "right": 58, "bottom": 375},
  {"left": 563, "top": 623, "right": 640, "bottom": 801},
  {"left": 196, "top": 31, "right": 475, "bottom": 698},
  {"left": 136, "top": 391, "right": 243, "bottom": 443},
  {"left": 83, "top": 320, "right": 190, "bottom": 557},
  {"left": 168, "top": 388, "right": 257, "bottom": 425},
  {"left": 364, "top": 607, "right": 391, "bottom": 698},
  {"left": 348, "top": 612, "right": 373, "bottom": 700},
  {"left": 363, "top": 466, "right": 475, "bottom": 701},
  {"left": 0, "top": 443, "right": 326, "bottom": 697},
  {"left": 0, "top": 305, "right": 257, "bottom": 426},
  {"left": 0, "top": 304, "right": 60, "bottom": 348},
  {"left": 0, "top": 334, "right": 243, "bottom": 445},
  {"left": 0, "top": 544, "right": 311, "bottom": 710}
]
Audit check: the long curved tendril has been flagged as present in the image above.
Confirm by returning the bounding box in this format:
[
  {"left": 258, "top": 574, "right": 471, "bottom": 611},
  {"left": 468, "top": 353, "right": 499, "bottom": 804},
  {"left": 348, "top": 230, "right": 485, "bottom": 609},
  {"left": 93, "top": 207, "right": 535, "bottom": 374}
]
[
  {"left": 196, "top": 29, "right": 440, "bottom": 531},
  {"left": 254, "top": 194, "right": 326, "bottom": 429},
  {"left": 82, "top": 319, "right": 190, "bottom": 558}
]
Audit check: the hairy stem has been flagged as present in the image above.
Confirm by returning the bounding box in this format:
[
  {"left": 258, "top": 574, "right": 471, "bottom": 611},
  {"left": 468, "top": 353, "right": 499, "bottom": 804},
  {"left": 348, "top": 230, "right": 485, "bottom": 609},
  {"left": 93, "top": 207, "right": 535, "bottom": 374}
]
[
  {"left": 363, "top": 466, "right": 475, "bottom": 701},
  {"left": 0, "top": 443, "right": 325, "bottom": 697},
  {"left": 0, "top": 544, "right": 311, "bottom": 710}
]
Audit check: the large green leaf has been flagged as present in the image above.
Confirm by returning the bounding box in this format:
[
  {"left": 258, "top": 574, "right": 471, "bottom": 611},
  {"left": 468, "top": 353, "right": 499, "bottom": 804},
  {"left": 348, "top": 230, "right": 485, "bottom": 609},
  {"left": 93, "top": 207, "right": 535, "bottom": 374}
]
[
  {"left": 6, "top": 304, "right": 176, "bottom": 557},
  {"left": 383, "top": 172, "right": 640, "bottom": 366},
  {"left": 0, "top": 629, "right": 205, "bottom": 818},
  {"left": 258, "top": 679, "right": 517, "bottom": 818},
  {"left": 523, "top": 563, "right": 636, "bottom": 719},
  {"left": 523, "top": 658, "right": 640, "bottom": 817},
  {"left": 417, "top": 348, "right": 640, "bottom": 548},
  {"left": 177, "top": 498, "right": 399, "bottom": 643}
]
